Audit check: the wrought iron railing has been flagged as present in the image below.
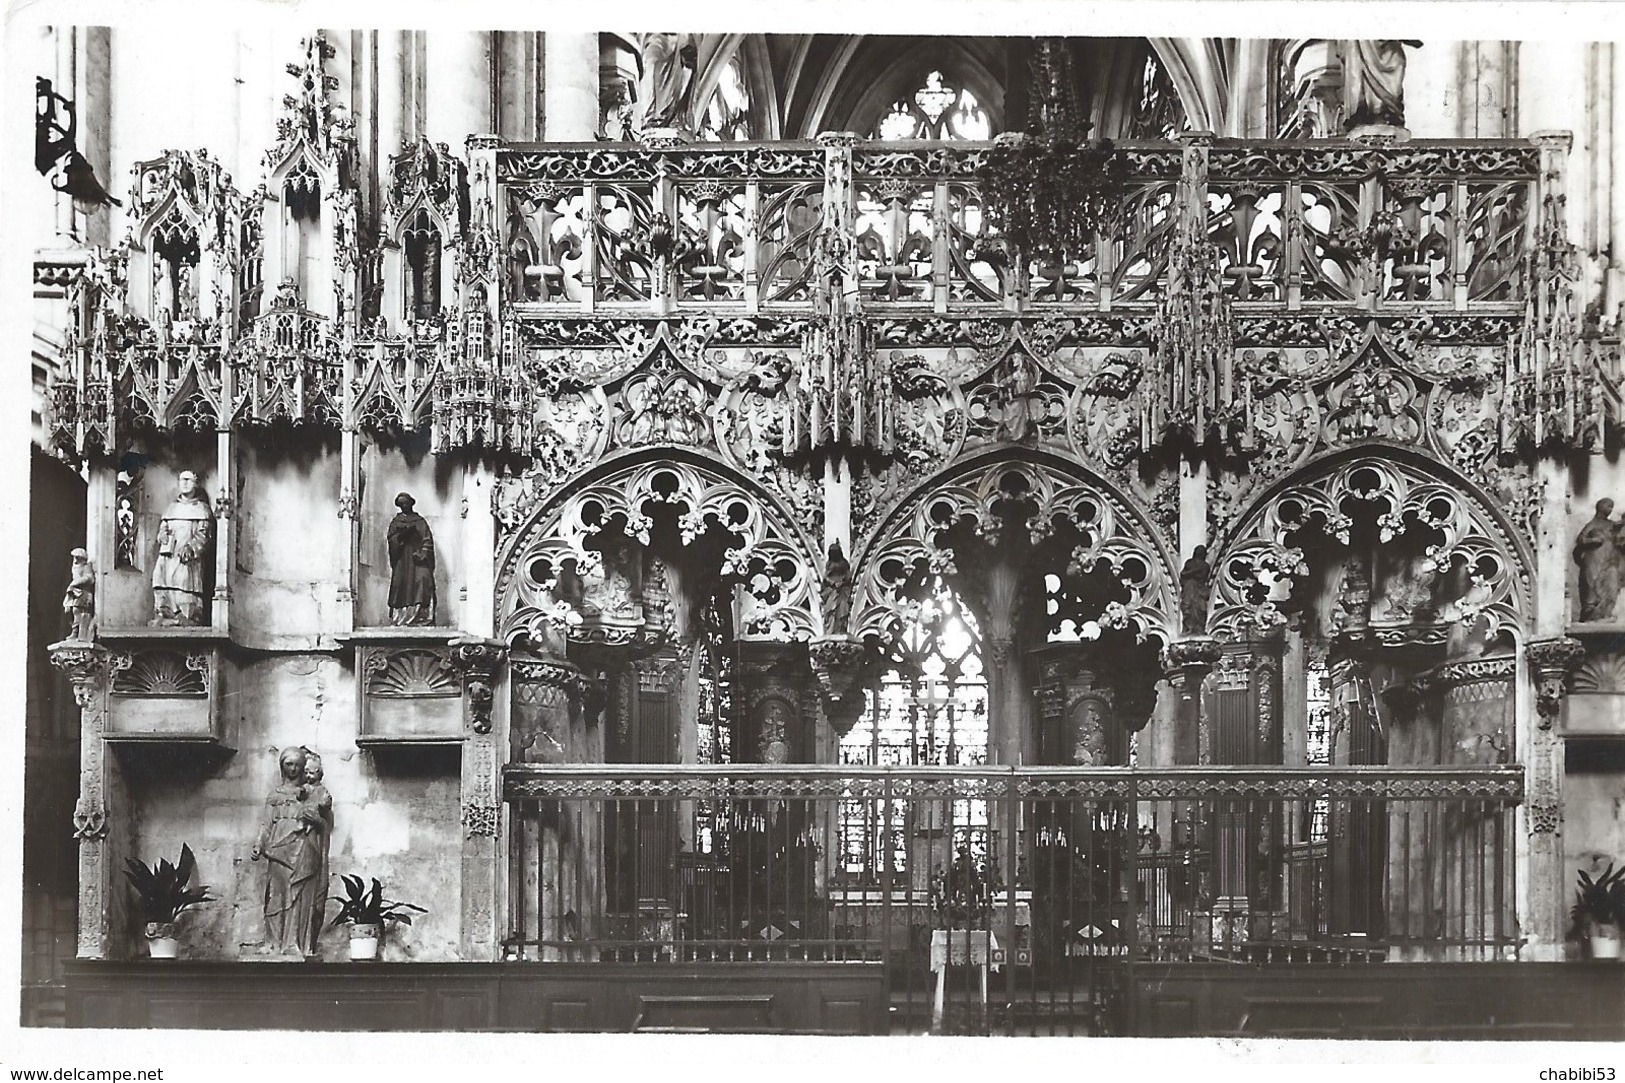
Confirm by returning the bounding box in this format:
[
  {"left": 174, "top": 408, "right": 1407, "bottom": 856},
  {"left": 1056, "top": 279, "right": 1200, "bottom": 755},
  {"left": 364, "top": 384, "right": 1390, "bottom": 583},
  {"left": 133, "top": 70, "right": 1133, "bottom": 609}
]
[{"left": 503, "top": 765, "right": 1521, "bottom": 978}]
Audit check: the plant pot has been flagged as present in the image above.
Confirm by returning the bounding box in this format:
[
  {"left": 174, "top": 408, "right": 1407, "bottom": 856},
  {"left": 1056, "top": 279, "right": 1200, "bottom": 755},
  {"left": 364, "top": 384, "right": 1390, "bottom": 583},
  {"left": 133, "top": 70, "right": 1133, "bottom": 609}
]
[
  {"left": 349, "top": 923, "right": 382, "bottom": 961},
  {"left": 1591, "top": 922, "right": 1622, "bottom": 960},
  {"left": 144, "top": 922, "right": 179, "bottom": 960}
]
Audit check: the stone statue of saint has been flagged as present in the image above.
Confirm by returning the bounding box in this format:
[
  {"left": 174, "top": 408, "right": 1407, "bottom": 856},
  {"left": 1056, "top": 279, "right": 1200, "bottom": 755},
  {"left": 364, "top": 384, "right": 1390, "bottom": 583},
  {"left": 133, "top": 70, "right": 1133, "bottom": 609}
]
[
  {"left": 251, "top": 746, "right": 309, "bottom": 955},
  {"left": 822, "top": 540, "right": 852, "bottom": 636},
  {"left": 1341, "top": 40, "right": 1420, "bottom": 130},
  {"left": 387, "top": 492, "right": 436, "bottom": 626},
  {"left": 637, "top": 33, "right": 698, "bottom": 132},
  {"left": 151, "top": 470, "right": 214, "bottom": 627},
  {"left": 1179, "top": 545, "right": 1212, "bottom": 635},
  {"left": 1574, "top": 498, "right": 1623, "bottom": 622},
  {"left": 63, "top": 547, "right": 95, "bottom": 642},
  {"left": 292, "top": 751, "right": 333, "bottom": 957}
]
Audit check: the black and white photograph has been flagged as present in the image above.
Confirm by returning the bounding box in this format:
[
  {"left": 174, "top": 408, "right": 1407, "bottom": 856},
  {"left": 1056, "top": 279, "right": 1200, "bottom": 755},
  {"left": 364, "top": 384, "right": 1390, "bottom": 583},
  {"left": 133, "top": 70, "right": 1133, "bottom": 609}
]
[{"left": 6, "top": 0, "right": 1625, "bottom": 1069}]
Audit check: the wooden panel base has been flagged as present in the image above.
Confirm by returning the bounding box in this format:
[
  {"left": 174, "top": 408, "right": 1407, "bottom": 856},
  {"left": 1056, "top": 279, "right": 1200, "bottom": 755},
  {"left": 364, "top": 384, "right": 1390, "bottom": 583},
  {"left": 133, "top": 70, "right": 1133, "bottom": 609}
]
[
  {"left": 1132, "top": 963, "right": 1625, "bottom": 1040},
  {"left": 62, "top": 961, "right": 888, "bottom": 1034}
]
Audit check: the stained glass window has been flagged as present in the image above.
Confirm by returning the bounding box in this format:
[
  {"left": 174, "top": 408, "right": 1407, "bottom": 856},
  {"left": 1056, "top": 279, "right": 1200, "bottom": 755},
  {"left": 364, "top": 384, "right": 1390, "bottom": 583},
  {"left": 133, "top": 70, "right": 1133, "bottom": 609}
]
[
  {"left": 836, "top": 581, "right": 990, "bottom": 881},
  {"left": 874, "top": 71, "right": 992, "bottom": 141}
]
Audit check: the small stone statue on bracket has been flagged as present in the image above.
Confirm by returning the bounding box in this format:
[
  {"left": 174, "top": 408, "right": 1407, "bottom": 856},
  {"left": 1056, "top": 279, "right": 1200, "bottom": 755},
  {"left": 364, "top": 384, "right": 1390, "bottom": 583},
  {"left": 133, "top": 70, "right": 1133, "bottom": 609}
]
[
  {"left": 387, "top": 492, "right": 437, "bottom": 626},
  {"left": 62, "top": 547, "right": 95, "bottom": 642},
  {"left": 821, "top": 540, "right": 852, "bottom": 637},
  {"left": 1179, "top": 545, "right": 1212, "bottom": 635},
  {"left": 1574, "top": 498, "right": 1623, "bottom": 623}
]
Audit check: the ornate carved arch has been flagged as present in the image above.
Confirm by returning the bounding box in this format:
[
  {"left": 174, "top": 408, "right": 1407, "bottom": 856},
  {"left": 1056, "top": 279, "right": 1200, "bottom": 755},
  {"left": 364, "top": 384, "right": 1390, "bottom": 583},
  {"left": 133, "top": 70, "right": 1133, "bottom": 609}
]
[
  {"left": 1209, "top": 451, "right": 1533, "bottom": 643},
  {"left": 850, "top": 453, "right": 1178, "bottom": 646},
  {"left": 496, "top": 451, "right": 822, "bottom": 645}
]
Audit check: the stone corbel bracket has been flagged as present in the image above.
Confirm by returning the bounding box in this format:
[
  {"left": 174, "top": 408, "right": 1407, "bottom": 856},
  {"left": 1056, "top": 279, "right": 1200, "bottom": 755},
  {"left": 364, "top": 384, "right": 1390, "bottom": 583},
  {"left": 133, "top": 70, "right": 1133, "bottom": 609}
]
[
  {"left": 49, "top": 641, "right": 110, "bottom": 709},
  {"left": 1161, "top": 636, "right": 1222, "bottom": 697},
  {"left": 1526, "top": 635, "right": 1586, "bottom": 729},
  {"left": 809, "top": 637, "right": 871, "bottom": 738},
  {"left": 448, "top": 637, "right": 508, "bottom": 735}
]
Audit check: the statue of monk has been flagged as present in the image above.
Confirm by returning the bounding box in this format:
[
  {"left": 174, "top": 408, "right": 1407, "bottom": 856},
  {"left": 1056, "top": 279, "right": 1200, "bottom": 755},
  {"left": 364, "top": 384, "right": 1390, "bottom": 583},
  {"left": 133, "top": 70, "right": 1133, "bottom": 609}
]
[
  {"left": 1575, "top": 498, "right": 1622, "bottom": 622},
  {"left": 150, "top": 470, "right": 214, "bottom": 626},
  {"left": 387, "top": 492, "right": 437, "bottom": 626}
]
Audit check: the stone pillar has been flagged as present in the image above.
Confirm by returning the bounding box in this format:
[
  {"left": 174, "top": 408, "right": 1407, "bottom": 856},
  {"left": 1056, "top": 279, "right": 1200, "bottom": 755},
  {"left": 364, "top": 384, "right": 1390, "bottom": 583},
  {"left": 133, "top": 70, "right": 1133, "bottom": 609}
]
[
  {"left": 76, "top": 27, "right": 113, "bottom": 248},
  {"left": 1525, "top": 636, "right": 1586, "bottom": 961},
  {"left": 377, "top": 30, "right": 409, "bottom": 163},
  {"left": 449, "top": 637, "right": 505, "bottom": 959},
  {"left": 1432, "top": 654, "right": 1517, "bottom": 958},
  {"left": 508, "top": 655, "right": 596, "bottom": 959},
  {"left": 424, "top": 32, "right": 493, "bottom": 150},
  {"left": 494, "top": 31, "right": 541, "bottom": 141},
  {"left": 50, "top": 643, "right": 126, "bottom": 959},
  {"left": 543, "top": 33, "right": 600, "bottom": 141},
  {"left": 1162, "top": 637, "right": 1220, "bottom": 766}
]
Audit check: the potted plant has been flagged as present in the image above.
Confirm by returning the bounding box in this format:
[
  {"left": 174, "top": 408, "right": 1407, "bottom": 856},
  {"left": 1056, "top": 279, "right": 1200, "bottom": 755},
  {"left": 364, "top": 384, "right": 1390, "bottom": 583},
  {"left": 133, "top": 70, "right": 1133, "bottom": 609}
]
[
  {"left": 122, "top": 844, "right": 215, "bottom": 959},
  {"left": 1571, "top": 863, "right": 1625, "bottom": 961},
  {"left": 328, "top": 874, "right": 425, "bottom": 960}
]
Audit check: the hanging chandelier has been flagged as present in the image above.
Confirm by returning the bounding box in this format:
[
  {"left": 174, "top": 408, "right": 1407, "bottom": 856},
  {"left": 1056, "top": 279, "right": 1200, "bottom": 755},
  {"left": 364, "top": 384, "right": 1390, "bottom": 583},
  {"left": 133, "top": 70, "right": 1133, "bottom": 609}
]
[{"left": 977, "top": 38, "right": 1126, "bottom": 266}]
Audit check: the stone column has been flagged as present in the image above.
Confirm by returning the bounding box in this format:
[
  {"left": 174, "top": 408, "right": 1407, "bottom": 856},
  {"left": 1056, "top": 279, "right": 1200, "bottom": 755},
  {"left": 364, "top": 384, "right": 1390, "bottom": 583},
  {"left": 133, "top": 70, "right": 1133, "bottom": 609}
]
[
  {"left": 1162, "top": 637, "right": 1220, "bottom": 766},
  {"left": 50, "top": 644, "right": 126, "bottom": 959},
  {"left": 424, "top": 32, "right": 493, "bottom": 150},
  {"left": 507, "top": 655, "right": 595, "bottom": 959},
  {"left": 76, "top": 27, "right": 113, "bottom": 248},
  {"left": 1432, "top": 654, "right": 1518, "bottom": 958},
  {"left": 1525, "top": 636, "right": 1586, "bottom": 961},
  {"left": 494, "top": 31, "right": 541, "bottom": 141},
  {"left": 448, "top": 637, "right": 505, "bottom": 959},
  {"left": 543, "top": 33, "right": 600, "bottom": 141}
]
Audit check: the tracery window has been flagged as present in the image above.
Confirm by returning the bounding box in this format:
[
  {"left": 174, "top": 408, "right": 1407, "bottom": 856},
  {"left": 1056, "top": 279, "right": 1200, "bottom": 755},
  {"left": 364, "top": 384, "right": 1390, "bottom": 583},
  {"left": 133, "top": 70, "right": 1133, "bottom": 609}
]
[
  {"left": 694, "top": 603, "right": 736, "bottom": 856},
  {"left": 837, "top": 582, "right": 990, "bottom": 881},
  {"left": 874, "top": 71, "right": 992, "bottom": 141}
]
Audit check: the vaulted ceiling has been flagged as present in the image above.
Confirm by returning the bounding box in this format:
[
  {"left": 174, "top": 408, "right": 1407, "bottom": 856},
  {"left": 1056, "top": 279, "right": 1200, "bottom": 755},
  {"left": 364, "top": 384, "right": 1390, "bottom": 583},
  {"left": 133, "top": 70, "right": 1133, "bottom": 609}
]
[{"left": 675, "top": 35, "right": 1252, "bottom": 141}]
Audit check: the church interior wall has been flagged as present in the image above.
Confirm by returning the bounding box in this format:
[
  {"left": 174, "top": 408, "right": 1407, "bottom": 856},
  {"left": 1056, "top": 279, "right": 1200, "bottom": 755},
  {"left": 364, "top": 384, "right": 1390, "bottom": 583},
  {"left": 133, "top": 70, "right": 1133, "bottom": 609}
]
[
  {"left": 123, "top": 653, "right": 465, "bottom": 961},
  {"left": 24, "top": 23, "right": 1625, "bottom": 1008},
  {"left": 233, "top": 436, "right": 346, "bottom": 649}
]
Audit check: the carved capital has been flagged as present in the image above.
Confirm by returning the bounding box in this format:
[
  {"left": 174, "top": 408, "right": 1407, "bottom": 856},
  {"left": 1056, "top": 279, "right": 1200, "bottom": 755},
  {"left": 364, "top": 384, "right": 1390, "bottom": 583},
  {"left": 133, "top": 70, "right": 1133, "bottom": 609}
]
[
  {"left": 448, "top": 637, "right": 507, "bottom": 735},
  {"left": 1526, "top": 635, "right": 1585, "bottom": 728},
  {"left": 49, "top": 642, "right": 109, "bottom": 708},
  {"left": 809, "top": 637, "right": 870, "bottom": 737},
  {"left": 815, "top": 131, "right": 861, "bottom": 149},
  {"left": 465, "top": 133, "right": 501, "bottom": 152},
  {"left": 1162, "top": 637, "right": 1221, "bottom": 694}
]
